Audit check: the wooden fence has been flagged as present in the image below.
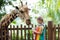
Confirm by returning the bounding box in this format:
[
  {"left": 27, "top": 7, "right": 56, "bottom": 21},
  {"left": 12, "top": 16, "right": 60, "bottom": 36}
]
[{"left": 0, "top": 21, "right": 60, "bottom": 40}]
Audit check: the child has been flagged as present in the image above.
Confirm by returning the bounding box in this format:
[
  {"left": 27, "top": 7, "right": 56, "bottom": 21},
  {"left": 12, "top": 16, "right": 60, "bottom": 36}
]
[{"left": 32, "top": 17, "right": 46, "bottom": 40}]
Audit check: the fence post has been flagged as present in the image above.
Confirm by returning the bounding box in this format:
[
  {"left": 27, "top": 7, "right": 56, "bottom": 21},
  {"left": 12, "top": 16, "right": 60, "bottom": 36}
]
[
  {"left": 6, "top": 26, "right": 9, "bottom": 40},
  {"left": 48, "top": 21, "right": 53, "bottom": 40},
  {"left": 28, "top": 25, "right": 30, "bottom": 40},
  {"left": 21, "top": 24, "right": 23, "bottom": 40},
  {"left": 53, "top": 25, "right": 56, "bottom": 40},
  {"left": 32, "top": 24, "right": 33, "bottom": 40},
  {"left": 24, "top": 25, "right": 26, "bottom": 40},
  {"left": 0, "top": 23, "right": 1, "bottom": 40},
  {"left": 10, "top": 25, "right": 12, "bottom": 40},
  {"left": 16, "top": 25, "right": 19, "bottom": 40},
  {"left": 58, "top": 24, "right": 60, "bottom": 40}
]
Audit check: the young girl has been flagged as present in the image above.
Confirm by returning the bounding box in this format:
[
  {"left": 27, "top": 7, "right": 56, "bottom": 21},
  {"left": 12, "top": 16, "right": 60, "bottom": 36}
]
[{"left": 32, "top": 17, "right": 46, "bottom": 40}]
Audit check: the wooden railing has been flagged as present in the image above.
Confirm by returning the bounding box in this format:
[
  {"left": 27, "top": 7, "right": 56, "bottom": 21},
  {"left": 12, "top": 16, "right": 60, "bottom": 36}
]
[{"left": 0, "top": 21, "right": 60, "bottom": 40}]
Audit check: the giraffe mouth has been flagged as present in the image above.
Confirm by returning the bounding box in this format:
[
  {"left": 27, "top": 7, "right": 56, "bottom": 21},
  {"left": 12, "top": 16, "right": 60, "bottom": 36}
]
[{"left": 26, "top": 19, "right": 31, "bottom": 25}]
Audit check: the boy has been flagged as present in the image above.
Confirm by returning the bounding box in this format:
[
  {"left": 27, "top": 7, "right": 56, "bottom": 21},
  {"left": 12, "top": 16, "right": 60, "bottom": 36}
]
[{"left": 32, "top": 17, "right": 46, "bottom": 40}]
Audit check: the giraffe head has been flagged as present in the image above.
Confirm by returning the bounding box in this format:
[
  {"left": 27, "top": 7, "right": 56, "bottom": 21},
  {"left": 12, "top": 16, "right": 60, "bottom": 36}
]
[{"left": 15, "top": 1, "right": 30, "bottom": 21}]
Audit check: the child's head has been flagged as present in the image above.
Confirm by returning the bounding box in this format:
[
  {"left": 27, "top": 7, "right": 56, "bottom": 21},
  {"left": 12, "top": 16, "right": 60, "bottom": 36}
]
[{"left": 37, "top": 17, "right": 43, "bottom": 24}]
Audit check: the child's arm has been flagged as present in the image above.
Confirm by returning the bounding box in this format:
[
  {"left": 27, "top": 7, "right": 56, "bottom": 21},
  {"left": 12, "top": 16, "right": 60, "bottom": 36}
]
[
  {"left": 33, "top": 26, "right": 44, "bottom": 34},
  {"left": 33, "top": 30, "right": 42, "bottom": 34},
  {"left": 38, "top": 26, "right": 44, "bottom": 34}
]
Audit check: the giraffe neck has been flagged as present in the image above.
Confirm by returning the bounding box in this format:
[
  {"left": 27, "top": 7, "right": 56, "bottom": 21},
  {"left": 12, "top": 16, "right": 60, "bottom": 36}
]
[{"left": 0, "top": 10, "right": 18, "bottom": 27}]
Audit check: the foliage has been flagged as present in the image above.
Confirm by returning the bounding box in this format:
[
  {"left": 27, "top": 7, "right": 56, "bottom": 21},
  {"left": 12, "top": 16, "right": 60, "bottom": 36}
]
[
  {"left": 46, "top": 0, "right": 60, "bottom": 24},
  {"left": 0, "top": 0, "right": 5, "bottom": 9},
  {"left": 32, "top": 0, "right": 60, "bottom": 24},
  {"left": 0, "top": 12, "right": 6, "bottom": 20},
  {"left": 12, "top": 21, "right": 16, "bottom": 24},
  {"left": 0, "top": 0, "right": 13, "bottom": 9},
  {"left": 0, "top": 0, "right": 17, "bottom": 24},
  {"left": 32, "top": 8, "right": 39, "bottom": 14}
]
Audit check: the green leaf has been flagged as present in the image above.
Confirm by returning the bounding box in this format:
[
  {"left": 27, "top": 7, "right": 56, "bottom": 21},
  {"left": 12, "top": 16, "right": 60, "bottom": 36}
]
[
  {"left": 8, "top": 1, "right": 12, "bottom": 5},
  {"left": 32, "top": 8, "right": 39, "bottom": 14},
  {"left": 42, "top": 0, "right": 44, "bottom": 4},
  {"left": 12, "top": 21, "right": 16, "bottom": 24},
  {"left": 0, "top": 12, "right": 6, "bottom": 20}
]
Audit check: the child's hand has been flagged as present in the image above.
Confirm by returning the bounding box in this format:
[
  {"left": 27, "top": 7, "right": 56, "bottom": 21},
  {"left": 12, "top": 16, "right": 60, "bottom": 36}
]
[
  {"left": 35, "top": 26, "right": 43, "bottom": 34},
  {"left": 32, "top": 26, "right": 44, "bottom": 34}
]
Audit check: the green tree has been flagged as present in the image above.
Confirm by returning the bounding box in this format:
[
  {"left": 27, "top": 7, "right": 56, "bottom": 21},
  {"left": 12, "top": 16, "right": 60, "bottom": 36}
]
[
  {"left": 0, "top": 0, "right": 17, "bottom": 24},
  {"left": 32, "top": 0, "right": 60, "bottom": 24}
]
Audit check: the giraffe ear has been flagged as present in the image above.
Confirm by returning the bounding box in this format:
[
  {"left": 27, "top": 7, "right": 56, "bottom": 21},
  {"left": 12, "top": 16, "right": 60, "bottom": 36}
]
[
  {"left": 15, "top": 6, "right": 19, "bottom": 10},
  {"left": 26, "top": 2, "right": 27, "bottom": 5}
]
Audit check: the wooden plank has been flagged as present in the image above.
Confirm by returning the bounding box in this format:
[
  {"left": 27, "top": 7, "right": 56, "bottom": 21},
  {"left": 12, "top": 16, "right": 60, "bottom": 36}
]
[
  {"left": 24, "top": 25, "right": 26, "bottom": 40},
  {"left": 48, "top": 21, "right": 53, "bottom": 40},
  {"left": 0, "top": 26, "right": 60, "bottom": 29},
  {"left": 21, "top": 24, "right": 23, "bottom": 40},
  {"left": 16, "top": 25, "right": 19, "bottom": 40},
  {"left": 32, "top": 24, "right": 33, "bottom": 40},
  {"left": 1, "top": 27, "right": 3, "bottom": 40},
  {"left": 35, "top": 25, "right": 36, "bottom": 27},
  {"left": 0, "top": 25, "right": 1, "bottom": 40},
  {"left": 6, "top": 26, "right": 9, "bottom": 40},
  {"left": 0, "top": 28, "right": 1, "bottom": 40},
  {"left": 13, "top": 25, "right": 16, "bottom": 40},
  {"left": 8, "top": 28, "right": 32, "bottom": 30},
  {"left": 53, "top": 25, "right": 56, "bottom": 40},
  {"left": 10, "top": 25, "right": 12, "bottom": 40},
  {"left": 28, "top": 25, "right": 30, "bottom": 40},
  {"left": 56, "top": 27, "right": 60, "bottom": 29},
  {"left": 58, "top": 24, "right": 60, "bottom": 40}
]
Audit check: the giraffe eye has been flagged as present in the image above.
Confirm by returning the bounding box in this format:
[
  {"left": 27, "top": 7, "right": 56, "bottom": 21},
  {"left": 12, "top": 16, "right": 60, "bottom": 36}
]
[
  {"left": 15, "top": 6, "right": 19, "bottom": 10},
  {"left": 20, "top": 10, "right": 24, "bottom": 13}
]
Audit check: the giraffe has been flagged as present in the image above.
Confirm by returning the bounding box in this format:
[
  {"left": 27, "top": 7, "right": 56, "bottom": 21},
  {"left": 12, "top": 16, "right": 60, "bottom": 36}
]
[
  {"left": 0, "top": 2, "right": 30, "bottom": 27},
  {"left": 0, "top": 1, "right": 30, "bottom": 40}
]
